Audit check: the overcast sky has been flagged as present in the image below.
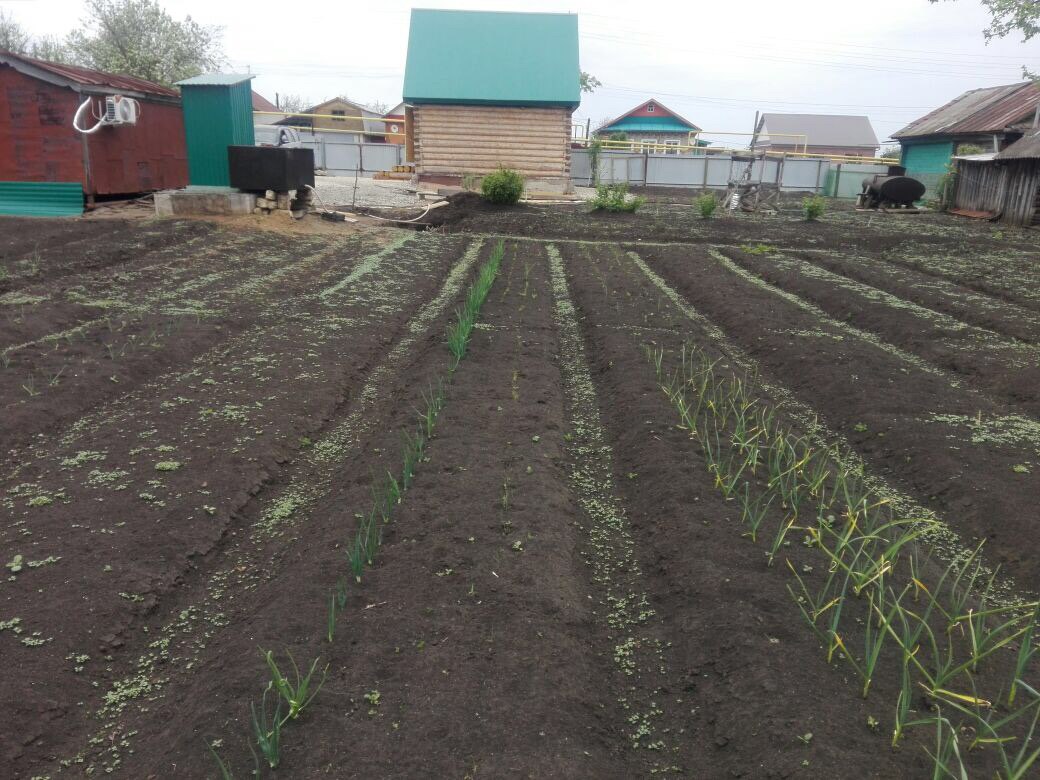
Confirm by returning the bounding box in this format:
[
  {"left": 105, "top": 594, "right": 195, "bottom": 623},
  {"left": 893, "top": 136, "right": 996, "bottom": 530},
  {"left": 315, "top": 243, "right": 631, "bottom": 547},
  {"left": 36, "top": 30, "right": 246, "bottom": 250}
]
[{"left": 3, "top": 0, "right": 1038, "bottom": 145}]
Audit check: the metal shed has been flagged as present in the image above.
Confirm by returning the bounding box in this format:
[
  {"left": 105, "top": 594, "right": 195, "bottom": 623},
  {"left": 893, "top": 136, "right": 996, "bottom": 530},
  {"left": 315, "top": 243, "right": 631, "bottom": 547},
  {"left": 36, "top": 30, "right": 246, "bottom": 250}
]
[
  {"left": 0, "top": 49, "right": 188, "bottom": 204},
  {"left": 176, "top": 73, "right": 255, "bottom": 187}
]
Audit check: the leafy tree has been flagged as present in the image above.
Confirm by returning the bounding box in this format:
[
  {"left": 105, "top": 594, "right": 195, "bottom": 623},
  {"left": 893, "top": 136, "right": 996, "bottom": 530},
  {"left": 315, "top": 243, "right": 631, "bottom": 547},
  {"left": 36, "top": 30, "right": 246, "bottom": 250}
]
[
  {"left": 66, "top": 0, "right": 225, "bottom": 85},
  {"left": 580, "top": 71, "right": 601, "bottom": 94},
  {"left": 0, "top": 9, "right": 31, "bottom": 54},
  {"left": 930, "top": 0, "right": 1038, "bottom": 41}
]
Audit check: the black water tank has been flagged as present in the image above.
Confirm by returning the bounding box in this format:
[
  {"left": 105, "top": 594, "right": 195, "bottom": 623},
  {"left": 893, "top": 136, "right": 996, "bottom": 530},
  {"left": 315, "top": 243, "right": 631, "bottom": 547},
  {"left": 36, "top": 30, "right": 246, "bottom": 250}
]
[
  {"left": 227, "top": 146, "right": 315, "bottom": 192},
  {"left": 862, "top": 174, "right": 925, "bottom": 206}
]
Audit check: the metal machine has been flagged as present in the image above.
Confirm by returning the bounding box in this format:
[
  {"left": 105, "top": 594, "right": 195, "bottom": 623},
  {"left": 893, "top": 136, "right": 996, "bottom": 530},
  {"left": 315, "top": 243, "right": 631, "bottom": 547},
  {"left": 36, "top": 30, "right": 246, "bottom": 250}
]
[{"left": 857, "top": 169, "right": 926, "bottom": 211}]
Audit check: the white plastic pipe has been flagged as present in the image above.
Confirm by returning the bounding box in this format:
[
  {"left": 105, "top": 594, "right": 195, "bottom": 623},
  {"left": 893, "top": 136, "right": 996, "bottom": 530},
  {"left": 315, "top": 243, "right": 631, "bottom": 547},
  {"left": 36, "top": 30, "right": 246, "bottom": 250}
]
[{"left": 72, "top": 97, "right": 106, "bottom": 134}]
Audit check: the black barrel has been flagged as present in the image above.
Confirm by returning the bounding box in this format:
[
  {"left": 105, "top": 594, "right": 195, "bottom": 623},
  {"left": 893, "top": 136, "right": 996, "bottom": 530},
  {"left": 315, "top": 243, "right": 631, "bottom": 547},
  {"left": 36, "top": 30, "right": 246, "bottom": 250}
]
[
  {"left": 862, "top": 174, "right": 925, "bottom": 206},
  {"left": 228, "top": 146, "right": 315, "bottom": 192}
]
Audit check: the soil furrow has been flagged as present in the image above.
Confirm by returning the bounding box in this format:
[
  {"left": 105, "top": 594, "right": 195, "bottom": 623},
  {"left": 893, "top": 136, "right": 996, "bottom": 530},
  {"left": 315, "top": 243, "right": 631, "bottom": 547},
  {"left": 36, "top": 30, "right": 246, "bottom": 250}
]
[
  {"left": 787, "top": 248, "right": 1040, "bottom": 345},
  {"left": 0, "top": 232, "right": 473, "bottom": 775},
  {"left": 628, "top": 245, "right": 1040, "bottom": 596},
  {"left": 721, "top": 246, "right": 1040, "bottom": 414},
  {"left": 558, "top": 238, "right": 927, "bottom": 778}
]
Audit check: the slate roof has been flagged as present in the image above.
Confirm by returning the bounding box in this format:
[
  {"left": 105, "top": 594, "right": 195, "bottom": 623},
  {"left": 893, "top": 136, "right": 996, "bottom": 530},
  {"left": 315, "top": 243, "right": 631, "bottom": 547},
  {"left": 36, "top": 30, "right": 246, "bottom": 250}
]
[
  {"left": 755, "top": 113, "right": 879, "bottom": 148},
  {"left": 997, "top": 127, "right": 1040, "bottom": 160},
  {"left": 893, "top": 82, "right": 1040, "bottom": 139},
  {"left": 403, "top": 9, "right": 580, "bottom": 107},
  {"left": 0, "top": 48, "right": 179, "bottom": 99}
]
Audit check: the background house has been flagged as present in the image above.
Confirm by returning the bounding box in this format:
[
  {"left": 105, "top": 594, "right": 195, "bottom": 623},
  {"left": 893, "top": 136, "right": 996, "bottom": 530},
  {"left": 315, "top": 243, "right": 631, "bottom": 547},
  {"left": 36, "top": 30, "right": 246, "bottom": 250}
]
[
  {"left": 384, "top": 101, "right": 407, "bottom": 145},
  {"left": 0, "top": 49, "right": 187, "bottom": 205},
  {"left": 893, "top": 81, "right": 1040, "bottom": 196},
  {"left": 280, "top": 97, "right": 385, "bottom": 142},
  {"left": 753, "top": 113, "right": 879, "bottom": 158},
  {"left": 596, "top": 99, "right": 705, "bottom": 154},
  {"left": 403, "top": 9, "right": 581, "bottom": 194}
]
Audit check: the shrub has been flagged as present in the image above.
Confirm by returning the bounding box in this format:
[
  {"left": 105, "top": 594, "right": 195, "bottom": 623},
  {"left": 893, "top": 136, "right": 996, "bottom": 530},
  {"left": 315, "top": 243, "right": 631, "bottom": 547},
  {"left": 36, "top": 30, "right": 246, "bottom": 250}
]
[
  {"left": 696, "top": 193, "right": 718, "bottom": 219},
  {"left": 802, "top": 195, "right": 826, "bottom": 221},
  {"left": 480, "top": 168, "right": 525, "bottom": 205},
  {"left": 590, "top": 183, "right": 645, "bottom": 213}
]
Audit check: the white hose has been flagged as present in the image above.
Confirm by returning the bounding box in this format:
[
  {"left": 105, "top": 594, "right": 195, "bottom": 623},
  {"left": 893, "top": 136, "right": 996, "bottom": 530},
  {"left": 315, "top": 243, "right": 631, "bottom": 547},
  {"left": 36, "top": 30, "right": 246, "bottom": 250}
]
[{"left": 72, "top": 98, "right": 106, "bottom": 134}]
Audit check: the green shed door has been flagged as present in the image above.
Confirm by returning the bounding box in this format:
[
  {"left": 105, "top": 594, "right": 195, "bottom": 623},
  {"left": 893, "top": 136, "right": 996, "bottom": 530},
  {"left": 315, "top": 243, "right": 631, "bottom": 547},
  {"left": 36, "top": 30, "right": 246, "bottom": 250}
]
[
  {"left": 180, "top": 80, "right": 256, "bottom": 187},
  {"left": 902, "top": 141, "right": 954, "bottom": 198}
]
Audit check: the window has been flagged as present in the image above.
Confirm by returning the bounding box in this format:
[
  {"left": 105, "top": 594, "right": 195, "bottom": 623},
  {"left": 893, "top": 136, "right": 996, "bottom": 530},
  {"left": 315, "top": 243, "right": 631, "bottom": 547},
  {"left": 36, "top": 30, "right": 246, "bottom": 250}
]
[
  {"left": 664, "top": 139, "right": 680, "bottom": 155},
  {"left": 646, "top": 103, "right": 655, "bottom": 112},
  {"left": 331, "top": 109, "right": 345, "bottom": 122},
  {"left": 640, "top": 138, "right": 658, "bottom": 154}
]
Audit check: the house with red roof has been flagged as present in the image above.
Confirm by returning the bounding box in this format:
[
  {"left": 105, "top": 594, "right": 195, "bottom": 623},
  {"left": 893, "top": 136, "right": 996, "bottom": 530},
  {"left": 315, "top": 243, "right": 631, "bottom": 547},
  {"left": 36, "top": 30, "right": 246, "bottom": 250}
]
[{"left": 596, "top": 99, "right": 705, "bottom": 153}]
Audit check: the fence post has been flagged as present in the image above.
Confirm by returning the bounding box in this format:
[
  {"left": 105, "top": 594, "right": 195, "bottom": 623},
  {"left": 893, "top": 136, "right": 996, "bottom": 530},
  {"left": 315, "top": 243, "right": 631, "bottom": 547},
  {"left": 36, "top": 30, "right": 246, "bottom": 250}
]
[{"left": 833, "top": 164, "right": 842, "bottom": 198}]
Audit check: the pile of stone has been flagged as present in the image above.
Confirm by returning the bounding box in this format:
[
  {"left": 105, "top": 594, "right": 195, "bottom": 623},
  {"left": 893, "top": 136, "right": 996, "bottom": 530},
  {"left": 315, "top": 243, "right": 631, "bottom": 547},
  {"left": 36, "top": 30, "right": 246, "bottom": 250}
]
[{"left": 253, "top": 188, "right": 313, "bottom": 219}]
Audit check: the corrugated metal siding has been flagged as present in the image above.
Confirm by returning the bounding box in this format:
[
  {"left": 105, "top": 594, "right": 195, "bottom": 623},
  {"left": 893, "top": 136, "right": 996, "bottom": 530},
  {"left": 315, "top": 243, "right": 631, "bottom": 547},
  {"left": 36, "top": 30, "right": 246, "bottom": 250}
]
[
  {"left": 953, "top": 158, "right": 1040, "bottom": 225},
  {"left": 181, "top": 81, "right": 255, "bottom": 187},
  {"left": 0, "top": 181, "right": 83, "bottom": 216},
  {"left": 414, "top": 105, "right": 571, "bottom": 178}
]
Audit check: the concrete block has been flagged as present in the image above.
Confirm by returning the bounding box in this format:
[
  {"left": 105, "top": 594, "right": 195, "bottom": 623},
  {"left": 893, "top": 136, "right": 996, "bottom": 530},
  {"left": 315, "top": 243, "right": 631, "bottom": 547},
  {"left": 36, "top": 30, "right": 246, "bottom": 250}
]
[{"left": 153, "top": 190, "right": 256, "bottom": 217}]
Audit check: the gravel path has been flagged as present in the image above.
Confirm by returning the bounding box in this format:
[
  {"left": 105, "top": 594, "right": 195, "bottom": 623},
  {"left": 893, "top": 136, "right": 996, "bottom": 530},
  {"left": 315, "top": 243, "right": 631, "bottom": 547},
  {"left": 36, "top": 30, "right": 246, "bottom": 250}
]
[{"left": 313, "top": 176, "right": 424, "bottom": 209}]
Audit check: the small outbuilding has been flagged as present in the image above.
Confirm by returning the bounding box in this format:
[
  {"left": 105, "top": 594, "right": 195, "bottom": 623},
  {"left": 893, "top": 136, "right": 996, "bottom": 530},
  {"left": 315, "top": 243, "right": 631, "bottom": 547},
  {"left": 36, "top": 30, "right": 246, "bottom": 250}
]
[
  {"left": 402, "top": 9, "right": 581, "bottom": 194},
  {"left": 0, "top": 49, "right": 188, "bottom": 207},
  {"left": 893, "top": 81, "right": 1040, "bottom": 196},
  {"left": 951, "top": 128, "right": 1040, "bottom": 226}
]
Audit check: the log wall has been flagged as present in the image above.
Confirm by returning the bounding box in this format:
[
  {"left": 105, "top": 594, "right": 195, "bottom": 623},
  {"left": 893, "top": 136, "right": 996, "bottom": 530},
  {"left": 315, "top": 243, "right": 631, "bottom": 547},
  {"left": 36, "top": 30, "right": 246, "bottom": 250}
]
[{"left": 413, "top": 105, "right": 572, "bottom": 181}]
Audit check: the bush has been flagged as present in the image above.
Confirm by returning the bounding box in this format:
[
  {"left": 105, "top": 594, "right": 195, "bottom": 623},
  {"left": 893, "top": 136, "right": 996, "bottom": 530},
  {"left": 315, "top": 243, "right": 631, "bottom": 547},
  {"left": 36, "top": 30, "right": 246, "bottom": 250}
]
[
  {"left": 696, "top": 193, "right": 718, "bottom": 219},
  {"left": 590, "top": 183, "right": 645, "bottom": 213},
  {"left": 480, "top": 168, "right": 525, "bottom": 205},
  {"left": 802, "top": 195, "right": 826, "bottom": 221}
]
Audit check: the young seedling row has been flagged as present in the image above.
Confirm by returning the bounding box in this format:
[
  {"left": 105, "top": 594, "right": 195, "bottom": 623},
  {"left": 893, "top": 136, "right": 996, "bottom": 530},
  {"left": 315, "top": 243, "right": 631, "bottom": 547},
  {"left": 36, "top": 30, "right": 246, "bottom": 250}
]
[
  {"left": 648, "top": 342, "right": 1040, "bottom": 777},
  {"left": 208, "top": 241, "right": 504, "bottom": 775}
]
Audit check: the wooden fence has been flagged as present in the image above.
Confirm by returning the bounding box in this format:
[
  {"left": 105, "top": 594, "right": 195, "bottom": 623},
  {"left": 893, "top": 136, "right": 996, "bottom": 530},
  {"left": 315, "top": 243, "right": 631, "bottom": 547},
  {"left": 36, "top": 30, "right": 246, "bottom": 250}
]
[{"left": 953, "top": 158, "right": 1040, "bottom": 226}]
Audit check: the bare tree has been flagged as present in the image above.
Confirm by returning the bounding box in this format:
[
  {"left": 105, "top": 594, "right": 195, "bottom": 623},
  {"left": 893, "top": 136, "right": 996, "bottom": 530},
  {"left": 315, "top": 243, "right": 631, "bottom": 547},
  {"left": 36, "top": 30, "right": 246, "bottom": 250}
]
[
  {"left": 278, "top": 93, "right": 309, "bottom": 113},
  {"left": 66, "top": 0, "right": 226, "bottom": 85},
  {"left": 366, "top": 100, "right": 390, "bottom": 115}
]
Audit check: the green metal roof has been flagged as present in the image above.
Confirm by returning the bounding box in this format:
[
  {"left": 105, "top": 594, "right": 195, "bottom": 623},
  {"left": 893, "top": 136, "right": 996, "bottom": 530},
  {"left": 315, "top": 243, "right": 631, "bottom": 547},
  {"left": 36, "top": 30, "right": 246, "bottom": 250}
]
[
  {"left": 176, "top": 73, "right": 254, "bottom": 86},
  {"left": 403, "top": 9, "right": 580, "bottom": 108},
  {"left": 600, "top": 116, "right": 699, "bottom": 133},
  {"left": 0, "top": 182, "right": 83, "bottom": 217}
]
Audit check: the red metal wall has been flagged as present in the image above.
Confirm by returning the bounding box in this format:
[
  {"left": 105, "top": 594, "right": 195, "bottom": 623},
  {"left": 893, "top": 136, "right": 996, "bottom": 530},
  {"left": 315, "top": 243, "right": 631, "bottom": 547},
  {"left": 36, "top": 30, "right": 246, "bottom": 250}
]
[
  {"left": 0, "top": 65, "right": 188, "bottom": 195},
  {"left": 0, "top": 66, "right": 84, "bottom": 185}
]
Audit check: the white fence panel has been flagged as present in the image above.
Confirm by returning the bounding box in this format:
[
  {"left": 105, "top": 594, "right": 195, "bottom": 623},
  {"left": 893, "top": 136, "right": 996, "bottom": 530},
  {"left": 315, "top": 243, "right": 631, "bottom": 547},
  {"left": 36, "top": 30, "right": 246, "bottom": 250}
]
[{"left": 570, "top": 149, "right": 852, "bottom": 193}]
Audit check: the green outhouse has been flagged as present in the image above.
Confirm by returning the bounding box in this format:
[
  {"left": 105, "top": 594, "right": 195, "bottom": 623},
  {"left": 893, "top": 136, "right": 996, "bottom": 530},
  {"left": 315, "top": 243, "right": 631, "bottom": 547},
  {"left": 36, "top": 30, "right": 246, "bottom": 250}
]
[{"left": 176, "top": 73, "right": 256, "bottom": 187}]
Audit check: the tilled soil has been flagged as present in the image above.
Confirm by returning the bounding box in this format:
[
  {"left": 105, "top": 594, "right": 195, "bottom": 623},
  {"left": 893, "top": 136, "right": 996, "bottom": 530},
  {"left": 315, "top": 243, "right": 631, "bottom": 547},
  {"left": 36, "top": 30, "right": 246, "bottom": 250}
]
[{"left": 1, "top": 203, "right": 1038, "bottom": 779}]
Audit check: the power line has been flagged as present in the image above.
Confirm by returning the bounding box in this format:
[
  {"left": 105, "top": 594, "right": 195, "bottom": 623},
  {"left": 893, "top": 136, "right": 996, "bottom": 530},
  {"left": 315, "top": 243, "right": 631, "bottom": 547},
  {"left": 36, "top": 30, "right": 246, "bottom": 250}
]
[
  {"left": 580, "top": 11, "right": 1035, "bottom": 61},
  {"left": 581, "top": 32, "right": 1025, "bottom": 79}
]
